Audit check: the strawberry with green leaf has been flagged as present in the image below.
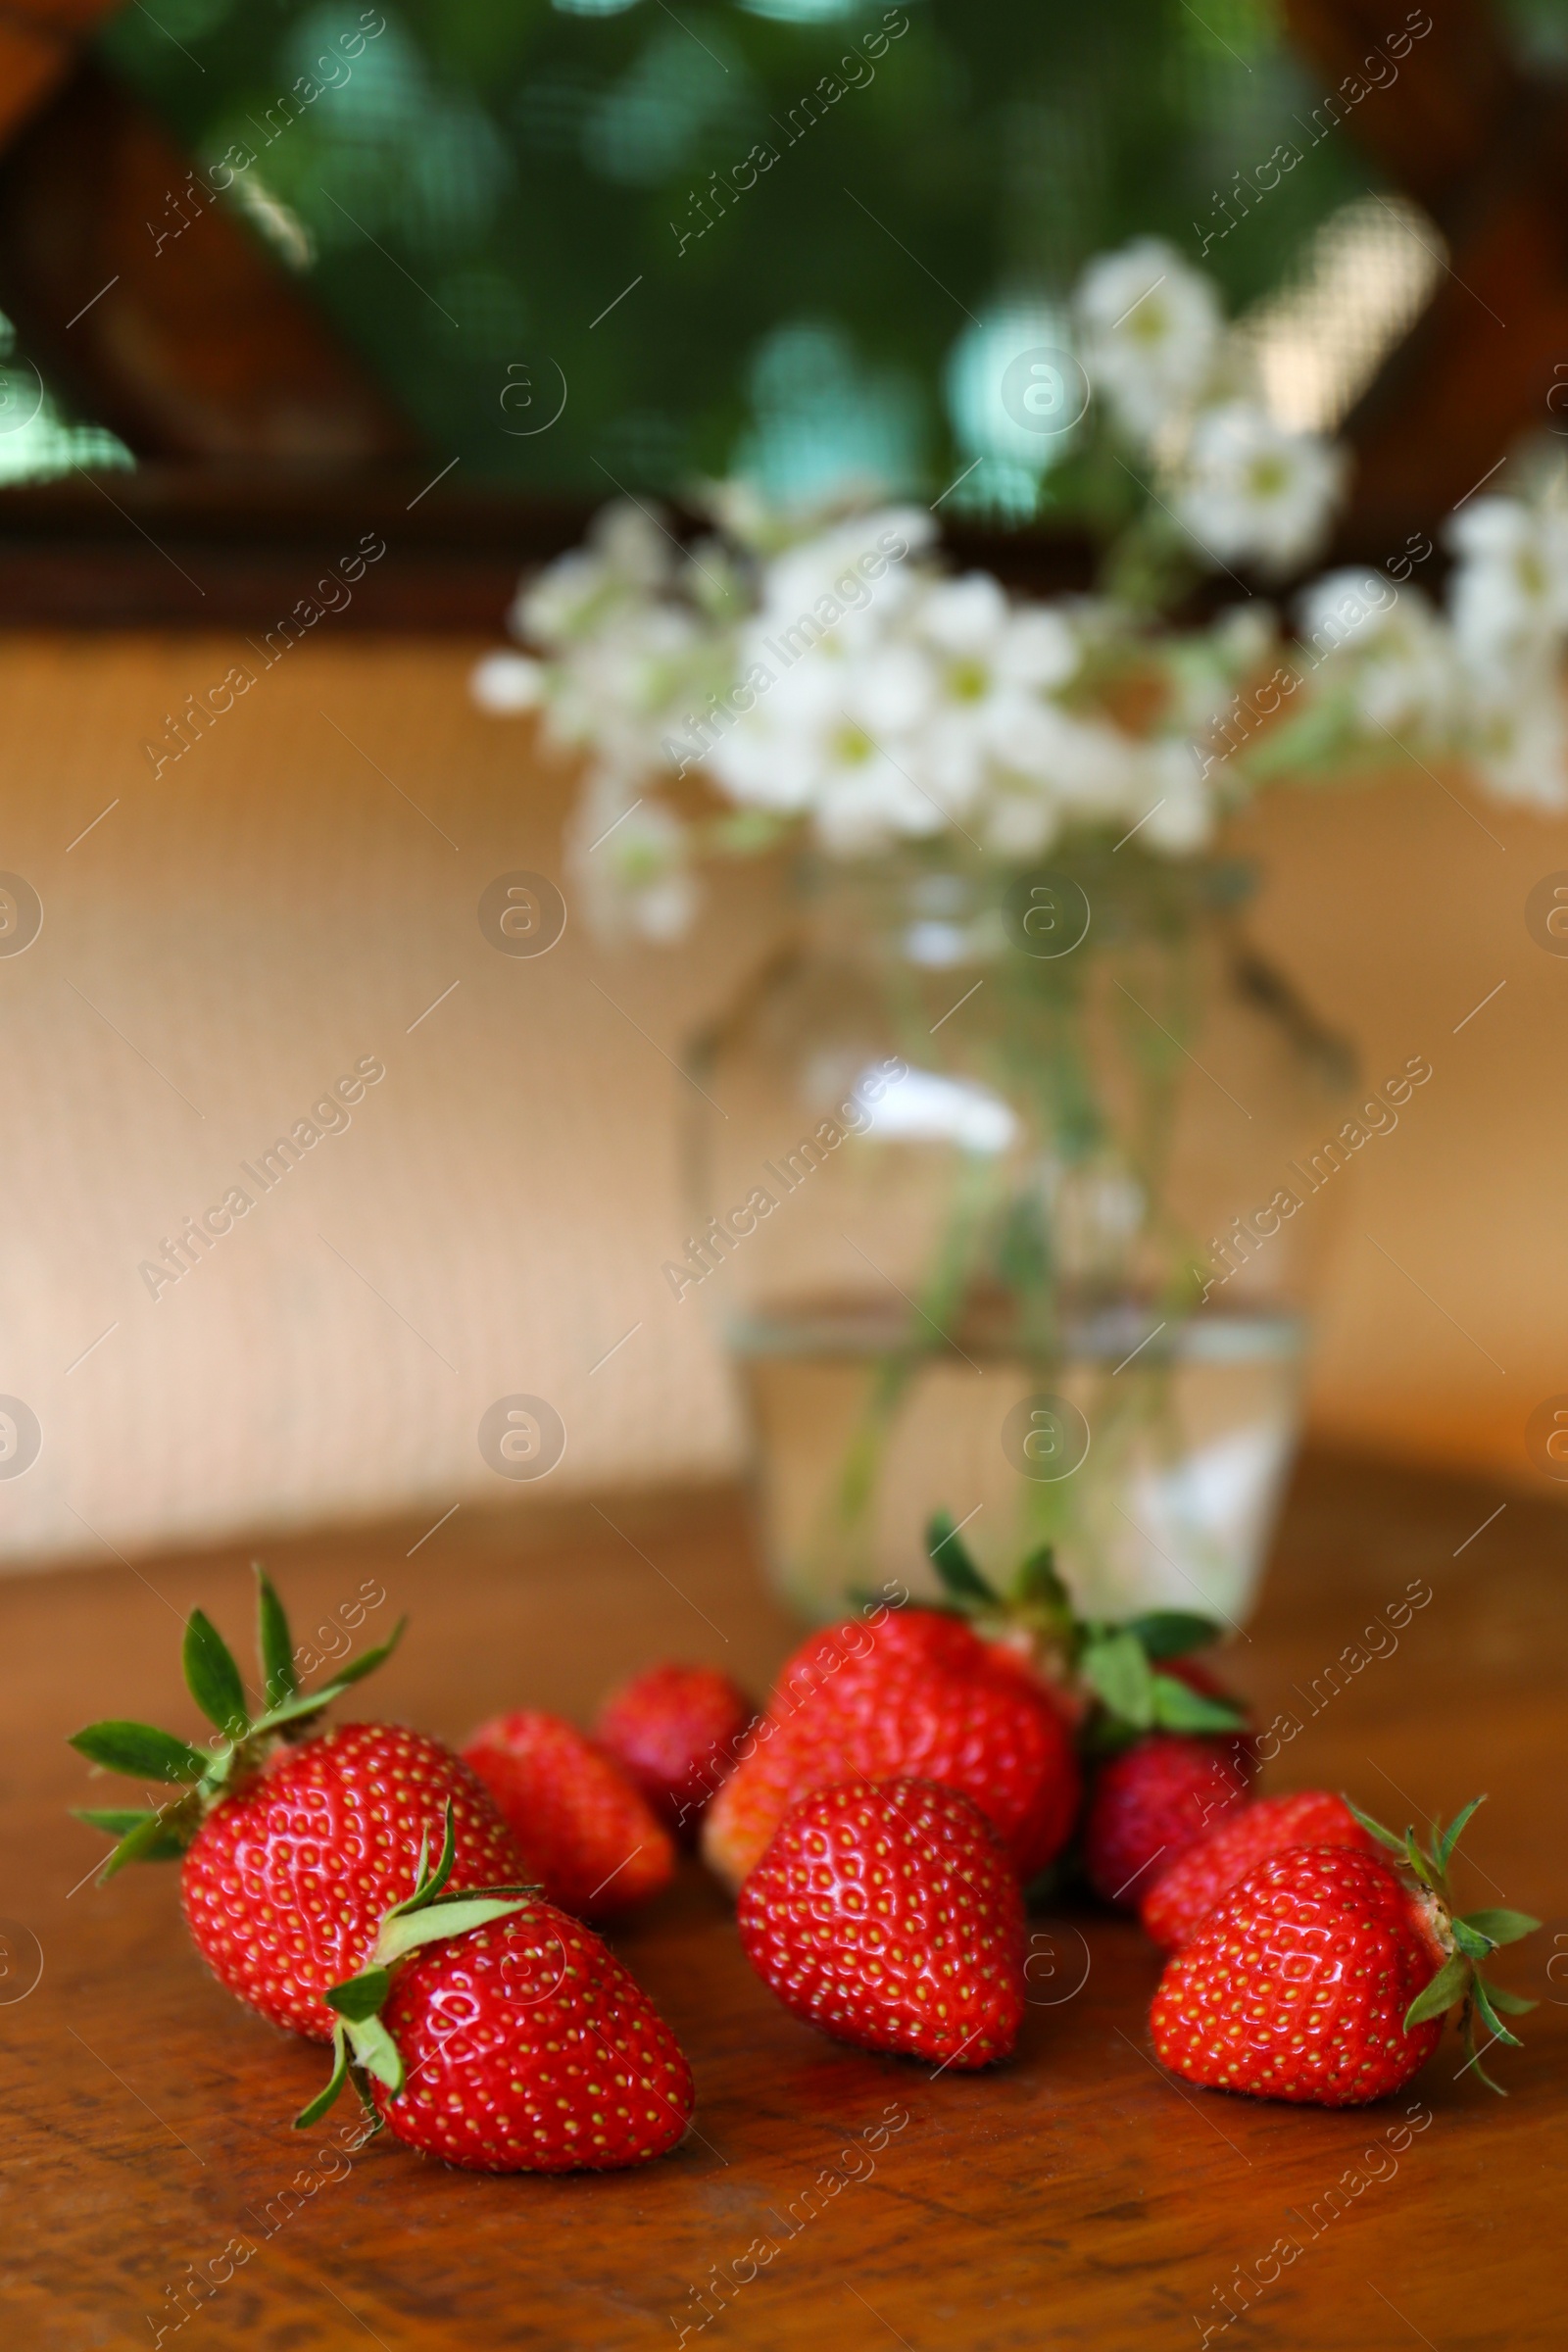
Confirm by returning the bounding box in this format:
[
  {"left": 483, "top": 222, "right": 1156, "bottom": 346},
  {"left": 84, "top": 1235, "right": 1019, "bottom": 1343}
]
[
  {"left": 70, "top": 1570, "right": 527, "bottom": 2040},
  {"left": 922, "top": 1510, "right": 1256, "bottom": 1905},
  {"left": 1151, "top": 1793, "right": 1539, "bottom": 2103},
  {"left": 299, "top": 1802, "right": 695, "bottom": 2173},
  {"left": 1345, "top": 1794, "right": 1541, "bottom": 2092},
  {"left": 700, "top": 1598, "right": 1079, "bottom": 1894},
  {"left": 923, "top": 1507, "right": 1249, "bottom": 1738}
]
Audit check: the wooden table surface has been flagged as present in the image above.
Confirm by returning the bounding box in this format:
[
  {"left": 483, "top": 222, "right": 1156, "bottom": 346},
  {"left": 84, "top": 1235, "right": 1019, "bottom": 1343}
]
[{"left": 4, "top": 1452, "right": 1565, "bottom": 2352}]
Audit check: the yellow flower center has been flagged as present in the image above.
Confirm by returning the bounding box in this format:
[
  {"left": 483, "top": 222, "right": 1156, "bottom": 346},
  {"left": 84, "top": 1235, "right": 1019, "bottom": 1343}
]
[{"left": 1246, "top": 454, "right": 1292, "bottom": 502}]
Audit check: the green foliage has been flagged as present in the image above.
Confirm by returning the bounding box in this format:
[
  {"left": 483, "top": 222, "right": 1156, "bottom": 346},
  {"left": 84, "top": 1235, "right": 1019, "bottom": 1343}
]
[
  {"left": 69, "top": 1722, "right": 208, "bottom": 1783},
  {"left": 1080, "top": 1629, "right": 1153, "bottom": 1727},
  {"left": 1463, "top": 1909, "right": 1541, "bottom": 1948},
  {"left": 70, "top": 1568, "right": 405, "bottom": 1871},
  {"left": 922, "top": 1504, "right": 1238, "bottom": 1739},
  {"left": 298, "top": 1798, "right": 537, "bottom": 2128},
  {"left": 96, "top": 0, "right": 1373, "bottom": 496},
  {"left": 1126, "top": 1610, "right": 1223, "bottom": 1659},
  {"left": 925, "top": 1509, "right": 998, "bottom": 1604},
  {"left": 256, "top": 1565, "right": 299, "bottom": 1710},
  {"left": 1347, "top": 1793, "right": 1541, "bottom": 2091},
  {"left": 74, "top": 1805, "right": 192, "bottom": 1875},
  {"left": 1404, "top": 1954, "right": 1469, "bottom": 2028},
  {"left": 182, "top": 1609, "right": 250, "bottom": 1739},
  {"left": 1148, "top": 1672, "right": 1244, "bottom": 1733},
  {"left": 326, "top": 1968, "right": 392, "bottom": 2024}
]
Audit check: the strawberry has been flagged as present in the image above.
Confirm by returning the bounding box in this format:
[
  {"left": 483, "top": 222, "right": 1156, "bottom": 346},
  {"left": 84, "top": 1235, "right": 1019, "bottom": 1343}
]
[
  {"left": 594, "top": 1662, "right": 757, "bottom": 1843},
  {"left": 737, "top": 1779, "right": 1024, "bottom": 2069},
  {"left": 701, "top": 1605, "right": 1079, "bottom": 1893},
  {"left": 297, "top": 1807, "right": 694, "bottom": 2173},
  {"left": 71, "top": 1572, "right": 525, "bottom": 2040},
  {"left": 1083, "top": 1732, "right": 1254, "bottom": 1908},
  {"left": 463, "top": 1710, "right": 675, "bottom": 1918},
  {"left": 921, "top": 1510, "right": 1252, "bottom": 1746},
  {"left": 918, "top": 1508, "right": 1256, "bottom": 1912},
  {"left": 181, "top": 1722, "right": 526, "bottom": 2039},
  {"left": 1150, "top": 1797, "right": 1540, "bottom": 2104},
  {"left": 1142, "top": 1789, "right": 1373, "bottom": 1952}
]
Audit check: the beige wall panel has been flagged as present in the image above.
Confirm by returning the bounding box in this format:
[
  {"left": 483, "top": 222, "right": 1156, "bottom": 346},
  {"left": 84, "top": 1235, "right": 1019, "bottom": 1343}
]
[{"left": 0, "top": 630, "right": 1562, "bottom": 1570}]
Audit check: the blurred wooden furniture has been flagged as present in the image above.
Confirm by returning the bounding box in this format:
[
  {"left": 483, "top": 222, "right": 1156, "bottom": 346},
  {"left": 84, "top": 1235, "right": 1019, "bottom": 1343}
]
[
  {"left": 0, "top": 63, "right": 416, "bottom": 466},
  {"left": 1, "top": 1450, "right": 1562, "bottom": 2349},
  {"left": 1284, "top": 0, "right": 1568, "bottom": 543},
  {"left": 0, "top": 0, "right": 122, "bottom": 150}
]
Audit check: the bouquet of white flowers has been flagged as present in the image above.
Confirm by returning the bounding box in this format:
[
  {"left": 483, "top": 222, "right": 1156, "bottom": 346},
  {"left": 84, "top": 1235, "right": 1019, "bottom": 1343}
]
[{"left": 474, "top": 236, "right": 1568, "bottom": 940}]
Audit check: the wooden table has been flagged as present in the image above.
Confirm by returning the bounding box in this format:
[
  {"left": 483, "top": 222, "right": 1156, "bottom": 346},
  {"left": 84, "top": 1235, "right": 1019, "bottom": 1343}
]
[{"left": 4, "top": 1453, "right": 1565, "bottom": 2351}]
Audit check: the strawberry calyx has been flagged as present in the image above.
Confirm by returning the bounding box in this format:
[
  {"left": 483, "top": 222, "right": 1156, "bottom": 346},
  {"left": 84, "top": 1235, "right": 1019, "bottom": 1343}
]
[
  {"left": 1344, "top": 1793, "right": 1541, "bottom": 2093},
  {"left": 923, "top": 1509, "right": 1247, "bottom": 1748},
  {"left": 294, "top": 1798, "right": 539, "bottom": 2132},
  {"left": 69, "top": 1565, "right": 408, "bottom": 1881}
]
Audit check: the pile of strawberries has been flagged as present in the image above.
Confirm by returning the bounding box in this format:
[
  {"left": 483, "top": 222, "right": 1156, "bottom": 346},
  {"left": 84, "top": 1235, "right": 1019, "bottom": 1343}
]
[{"left": 71, "top": 1526, "right": 1538, "bottom": 2177}]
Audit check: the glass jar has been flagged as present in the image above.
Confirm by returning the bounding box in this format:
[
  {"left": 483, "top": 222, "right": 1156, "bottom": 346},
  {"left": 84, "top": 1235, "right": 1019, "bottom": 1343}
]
[{"left": 681, "top": 846, "right": 1355, "bottom": 1625}]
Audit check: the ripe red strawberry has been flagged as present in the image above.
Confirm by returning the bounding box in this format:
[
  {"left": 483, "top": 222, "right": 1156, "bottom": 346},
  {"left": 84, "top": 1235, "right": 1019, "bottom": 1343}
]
[
  {"left": 1142, "top": 1789, "right": 1373, "bottom": 1952},
  {"left": 920, "top": 1509, "right": 1252, "bottom": 1748},
  {"left": 182, "top": 1721, "right": 525, "bottom": 2038},
  {"left": 701, "top": 1607, "right": 1079, "bottom": 1893},
  {"left": 1083, "top": 1733, "right": 1255, "bottom": 1908},
  {"left": 737, "top": 1779, "right": 1024, "bottom": 2069},
  {"left": 594, "top": 1662, "right": 756, "bottom": 1843},
  {"left": 463, "top": 1710, "right": 675, "bottom": 1918},
  {"left": 1150, "top": 1799, "right": 1540, "bottom": 2103},
  {"left": 297, "top": 1807, "right": 694, "bottom": 2173},
  {"left": 71, "top": 1572, "right": 526, "bottom": 2041},
  {"left": 918, "top": 1509, "right": 1257, "bottom": 1907}
]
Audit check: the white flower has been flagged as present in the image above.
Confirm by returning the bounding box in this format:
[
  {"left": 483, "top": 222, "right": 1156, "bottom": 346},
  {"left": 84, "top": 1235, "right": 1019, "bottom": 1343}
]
[
  {"left": 915, "top": 571, "right": 1009, "bottom": 655},
  {"left": 705, "top": 618, "right": 935, "bottom": 829},
  {"left": 1002, "top": 702, "right": 1144, "bottom": 819},
  {"left": 756, "top": 507, "right": 933, "bottom": 639},
  {"left": 714, "top": 655, "right": 944, "bottom": 853},
  {"left": 470, "top": 650, "right": 545, "bottom": 714},
  {"left": 515, "top": 501, "right": 673, "bottom": 648},
  {"left": 1297, "top": 568, "right": 1396, "bottom": 656},
  {"left": 1296, "top": 570, "right": 1455, "bottom": 735},
  {"left": 1467, "top": 662, "right": 1568, "bottom": 810},
  {"left": 546, "top": 602, "right": 716, "bottom": 777},
  {"left": 1447, "top": 496, "right": 1568, "bottom": 665},
  {"left": 811, "top": 748, "right": 947, "bottom": 854},
  {"left": 879, "top": 578, "right": 1086, "bottom": 820},
  {"left": 1176, "top": 403, "right": 1345, "bottom": 576},
  {"left": 915, "top": 575, "right": 1078, "bottom": 688},
  {"left": 1075, "top": 239, "right": 1223, "bottom": 444}
]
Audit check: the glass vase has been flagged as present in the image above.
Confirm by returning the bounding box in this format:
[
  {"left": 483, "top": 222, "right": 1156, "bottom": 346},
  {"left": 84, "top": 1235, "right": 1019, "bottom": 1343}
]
[{"left": 681, "top": 847, "right": 1356, "bottom": 1626}]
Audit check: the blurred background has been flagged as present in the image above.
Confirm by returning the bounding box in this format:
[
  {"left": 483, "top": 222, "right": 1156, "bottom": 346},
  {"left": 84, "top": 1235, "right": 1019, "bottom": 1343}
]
[{"left": 1, "top": 0, "right": 1566, "bottom": 1574}]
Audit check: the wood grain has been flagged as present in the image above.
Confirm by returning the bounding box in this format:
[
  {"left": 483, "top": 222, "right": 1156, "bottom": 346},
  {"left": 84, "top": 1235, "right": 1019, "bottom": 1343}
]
[{"left": 2, "top": 1454, "right": 1563, "bottom": 2350}]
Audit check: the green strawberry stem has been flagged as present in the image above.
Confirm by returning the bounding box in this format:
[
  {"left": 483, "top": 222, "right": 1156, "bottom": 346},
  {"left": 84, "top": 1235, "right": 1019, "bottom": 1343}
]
[
  {"left": 1344, "top": 1794, "right": 1540, "bottom": 2093},
  {"left": 294, "top": 1800, "right": 541, "bottom": 2130},
  {"left": 923, "top": 1508, "right": 1247, "bottom": 1745},
  {"left": 69, "top": 1566, "right": 408, "bottom": 1882}
]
